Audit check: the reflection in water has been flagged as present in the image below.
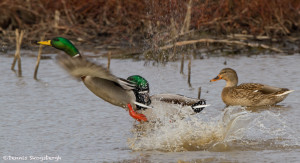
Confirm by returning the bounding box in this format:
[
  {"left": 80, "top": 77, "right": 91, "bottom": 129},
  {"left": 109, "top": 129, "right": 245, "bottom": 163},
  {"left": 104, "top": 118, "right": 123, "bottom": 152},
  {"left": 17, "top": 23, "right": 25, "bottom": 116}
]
[
  {"left": 129, "top": 105, "right": 300, "bottom": 152},
  {"left": 245, "top": 105, "right": 292, "bottom": 113}
]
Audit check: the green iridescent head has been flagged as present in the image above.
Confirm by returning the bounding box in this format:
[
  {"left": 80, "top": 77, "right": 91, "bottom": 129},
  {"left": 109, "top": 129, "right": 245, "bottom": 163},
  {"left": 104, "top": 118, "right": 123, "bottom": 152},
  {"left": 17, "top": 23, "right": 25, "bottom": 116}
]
[
  {"left": 127, "top": 75, "right": 149, "bottom": 91},
  {"left": 37, "top": 37, "right": 80, "bottom": 57},
  {"left": 127, "top": 75, "right": 151, "bottom": 109}
]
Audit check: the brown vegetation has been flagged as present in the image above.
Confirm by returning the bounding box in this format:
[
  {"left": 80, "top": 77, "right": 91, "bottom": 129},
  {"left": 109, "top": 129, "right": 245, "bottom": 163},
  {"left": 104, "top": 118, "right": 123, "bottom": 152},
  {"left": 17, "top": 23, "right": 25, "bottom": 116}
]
[{"left": 0, "top": 0, "right": 299, "bottom": 57}]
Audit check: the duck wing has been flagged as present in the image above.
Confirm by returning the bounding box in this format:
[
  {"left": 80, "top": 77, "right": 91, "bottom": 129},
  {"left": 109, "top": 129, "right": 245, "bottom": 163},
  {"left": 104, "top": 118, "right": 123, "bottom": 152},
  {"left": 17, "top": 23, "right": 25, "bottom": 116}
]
[
  {"left": 237, "top": 83, "right": 289, "bottom": 95},
  {"left": 56, "top": 55, "right": 135, "bottom": 90},
  {"left": 151, "top": 93, "right": 200, "bottom": 105},
  {"left": 151, "top": 93, "right": 209, "bottom": 112}
]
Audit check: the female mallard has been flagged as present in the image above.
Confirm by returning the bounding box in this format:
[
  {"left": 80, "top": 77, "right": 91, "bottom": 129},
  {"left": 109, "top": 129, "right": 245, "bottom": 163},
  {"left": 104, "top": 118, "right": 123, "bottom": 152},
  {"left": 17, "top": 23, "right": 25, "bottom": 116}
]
[
  {"left": 37, "top": 37, "right": 207, "bottom": 122},
  {"left": 210, "top": 68, "right": 293, "bottom": 106}
]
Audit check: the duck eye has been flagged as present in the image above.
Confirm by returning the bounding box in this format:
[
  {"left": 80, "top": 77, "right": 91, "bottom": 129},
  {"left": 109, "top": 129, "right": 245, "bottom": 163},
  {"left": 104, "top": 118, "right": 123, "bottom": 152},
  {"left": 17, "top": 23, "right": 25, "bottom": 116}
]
[{"left": 53, "top": 38, "right": 59, "bottom": 42}]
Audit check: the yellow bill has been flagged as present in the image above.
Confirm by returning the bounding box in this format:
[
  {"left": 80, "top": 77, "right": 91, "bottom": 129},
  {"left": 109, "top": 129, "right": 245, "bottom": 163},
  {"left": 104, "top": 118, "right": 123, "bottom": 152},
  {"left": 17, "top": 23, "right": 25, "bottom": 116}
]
[{"left": 37, "top": 40, "right": 51, "bottom": 46}]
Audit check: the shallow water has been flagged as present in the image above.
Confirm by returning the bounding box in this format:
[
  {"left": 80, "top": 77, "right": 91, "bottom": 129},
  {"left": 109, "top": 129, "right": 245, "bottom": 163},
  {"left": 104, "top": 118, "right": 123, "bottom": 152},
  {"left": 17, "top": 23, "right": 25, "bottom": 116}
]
[{"left": 1, "top": 53, "right": 300, "bottom": 162}]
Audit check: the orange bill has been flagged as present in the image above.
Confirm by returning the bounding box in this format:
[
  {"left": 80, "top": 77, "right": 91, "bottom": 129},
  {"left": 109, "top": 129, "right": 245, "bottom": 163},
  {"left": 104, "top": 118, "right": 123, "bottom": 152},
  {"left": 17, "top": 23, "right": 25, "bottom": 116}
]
[{"left": 210, "top": 74, "right": 222, "bottom": 82}]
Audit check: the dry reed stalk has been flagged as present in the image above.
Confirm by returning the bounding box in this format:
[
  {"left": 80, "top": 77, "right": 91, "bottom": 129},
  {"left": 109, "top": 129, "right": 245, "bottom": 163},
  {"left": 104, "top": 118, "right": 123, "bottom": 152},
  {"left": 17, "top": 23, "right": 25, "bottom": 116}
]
[
  {"left": 34, "top": 35, "right": 45, "bottom": 79},
  {"left": 62, "top": 0, "right": 73, "bottom": 25},
  {"left": 17, "top": 30, "right": 24, "bottom": 76},
  {"left": 274, "top": 14, "right": 290, "bottom": 35},
  {"left": 159, "top": 38, "right": 284, "bottom": 53},
  {"left": 198, "top": 87, "right": 201, "bottom": 99},
  {"left": 169, "top": 44, "right": 176, "bottom": 60},
  {"left": 11, "top": 30, "right": 19, "bottom": 71},
  {"left": 227, "top": 34, "right": 278, "bottom": 41},
  {"left": 26, "top": 0, "right": 31, "bottom": 10},
  {"left": 188, "top": 56, "right": 192, "bottom": 87},
  {"left": 181, "top": 0, "right": 192, "bottom": 34},
  {"left": 54, "top": 10, "right": 60, "bottom": 33},
  {"left": 11, "top": 29, "right": 24, "bottom": 76},
  {"left": 107, "top": 51, "right": 111, "bottom": 70},
  {"left": 180, "top": 53, "right": 184, "bottom": 74},
  {"left": 170, "top": 18, "right": 178, "bottom": 39}
]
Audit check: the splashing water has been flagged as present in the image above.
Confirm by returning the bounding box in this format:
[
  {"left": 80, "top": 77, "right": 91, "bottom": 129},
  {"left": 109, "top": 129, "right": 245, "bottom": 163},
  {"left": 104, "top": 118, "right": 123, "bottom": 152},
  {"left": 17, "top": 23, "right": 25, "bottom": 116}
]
[{"left": 129, "top": 105, "right": 299, "bottom": 152}]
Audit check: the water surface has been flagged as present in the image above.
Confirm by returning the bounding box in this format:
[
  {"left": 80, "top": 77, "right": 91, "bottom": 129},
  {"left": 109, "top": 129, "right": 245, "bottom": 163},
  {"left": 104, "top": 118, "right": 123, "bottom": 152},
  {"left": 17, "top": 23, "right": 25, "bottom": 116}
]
[{"left": 1, "top": 53, "right": 300, "bottom": 162}]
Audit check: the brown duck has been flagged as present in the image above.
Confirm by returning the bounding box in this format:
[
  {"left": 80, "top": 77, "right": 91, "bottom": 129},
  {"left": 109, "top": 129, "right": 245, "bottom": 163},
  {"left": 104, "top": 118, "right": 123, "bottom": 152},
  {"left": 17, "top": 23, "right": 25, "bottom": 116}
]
[{"left": 210, "top": 68, "right": 293, "bottom": 106}]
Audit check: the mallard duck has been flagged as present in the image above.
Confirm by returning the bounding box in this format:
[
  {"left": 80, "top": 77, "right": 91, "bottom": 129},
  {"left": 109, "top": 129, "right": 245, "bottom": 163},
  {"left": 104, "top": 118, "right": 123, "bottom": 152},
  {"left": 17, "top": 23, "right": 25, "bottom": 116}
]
[
  {"left": 37, "top": 37, "right": 208, "bottom": 122},
  {"left": 210, "top": 68, "right": 293, "bottom": 106}
]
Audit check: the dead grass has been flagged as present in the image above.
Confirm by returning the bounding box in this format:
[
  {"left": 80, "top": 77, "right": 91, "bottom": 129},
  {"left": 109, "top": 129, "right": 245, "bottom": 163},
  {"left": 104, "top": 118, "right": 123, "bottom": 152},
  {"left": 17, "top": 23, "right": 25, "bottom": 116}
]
[{"left": 0, "top": 0, "right": 299, "bottom": 54}]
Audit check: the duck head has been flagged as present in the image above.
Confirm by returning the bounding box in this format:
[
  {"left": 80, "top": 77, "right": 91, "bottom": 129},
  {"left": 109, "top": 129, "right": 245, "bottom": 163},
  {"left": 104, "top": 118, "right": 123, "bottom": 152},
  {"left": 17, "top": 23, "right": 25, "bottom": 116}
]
[
  {"left": 127, "top": 75, "right": 151, "bottom": 110},
  {"left": 37, "top": 37, "right": 81, "bottom": 57},
  {"left": 210, "top": 68, "right": 238, "bottom": 87}
]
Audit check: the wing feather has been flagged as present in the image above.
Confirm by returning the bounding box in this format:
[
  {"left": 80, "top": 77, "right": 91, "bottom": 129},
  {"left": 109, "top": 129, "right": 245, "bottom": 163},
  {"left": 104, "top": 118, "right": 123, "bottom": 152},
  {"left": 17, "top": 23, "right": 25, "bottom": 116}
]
[{"left": 56, "top": 55, "right": 135, "bottom": 90}]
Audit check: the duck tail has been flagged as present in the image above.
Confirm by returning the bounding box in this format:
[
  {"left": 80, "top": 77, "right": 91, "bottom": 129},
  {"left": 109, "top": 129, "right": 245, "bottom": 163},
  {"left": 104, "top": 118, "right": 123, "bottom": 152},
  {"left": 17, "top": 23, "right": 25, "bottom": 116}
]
[
  {"left": 191, "top": 100, "right": 210, "bottom": 113},
  {"left": 275, "top": 90, "right": 294, "bottom": 97}
]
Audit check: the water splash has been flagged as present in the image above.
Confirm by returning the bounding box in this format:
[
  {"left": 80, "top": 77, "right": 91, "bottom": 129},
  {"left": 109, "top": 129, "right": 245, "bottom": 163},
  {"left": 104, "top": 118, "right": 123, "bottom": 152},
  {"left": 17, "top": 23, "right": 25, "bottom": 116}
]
[{"left": 129, "top": 105, "right": 300, "bottom": 152}]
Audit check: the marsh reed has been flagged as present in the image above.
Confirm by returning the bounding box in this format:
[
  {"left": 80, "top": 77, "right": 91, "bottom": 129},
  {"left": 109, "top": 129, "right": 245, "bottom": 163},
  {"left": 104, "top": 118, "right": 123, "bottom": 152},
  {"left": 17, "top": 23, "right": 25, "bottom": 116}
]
[
  {"left": 107, "top": 52, "right": 111, "bottom": 70},
  {"left": 34, "top": 35, "right": 45, "bottom": 80},
  {"left": 11, "top": 29, "right": 24, "bottom": 77},
  {"left": 187, "top": 56, "right": 192, "bottom": 87},
  {"left": 0, "top": 0, "right": 298, "bottom": 51}
]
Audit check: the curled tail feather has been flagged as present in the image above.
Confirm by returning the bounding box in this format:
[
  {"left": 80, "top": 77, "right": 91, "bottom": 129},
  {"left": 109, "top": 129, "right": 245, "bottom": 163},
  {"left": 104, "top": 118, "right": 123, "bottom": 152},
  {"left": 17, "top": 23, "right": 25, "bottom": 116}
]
[{"left": 275, "top": 90, "right": 294, "bottom": 97}]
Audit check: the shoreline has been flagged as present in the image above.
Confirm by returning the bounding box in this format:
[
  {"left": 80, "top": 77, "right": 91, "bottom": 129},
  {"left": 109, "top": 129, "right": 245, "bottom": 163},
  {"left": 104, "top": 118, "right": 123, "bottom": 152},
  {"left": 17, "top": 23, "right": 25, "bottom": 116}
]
[{"left": 1, "top": 32, "right": 299, "bottom": 62}]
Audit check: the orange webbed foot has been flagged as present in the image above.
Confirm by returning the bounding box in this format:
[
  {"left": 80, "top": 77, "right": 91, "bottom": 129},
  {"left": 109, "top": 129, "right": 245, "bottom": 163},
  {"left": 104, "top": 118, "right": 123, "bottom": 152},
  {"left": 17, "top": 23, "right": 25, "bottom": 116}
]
[{"left": 128, "top": 103, "right": 148, "bottom": 122}]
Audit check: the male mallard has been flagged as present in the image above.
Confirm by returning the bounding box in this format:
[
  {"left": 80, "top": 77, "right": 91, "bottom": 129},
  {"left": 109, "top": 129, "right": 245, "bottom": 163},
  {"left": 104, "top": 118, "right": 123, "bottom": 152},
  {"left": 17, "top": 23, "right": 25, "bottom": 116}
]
[
  {"left": 210, "top": 68, "right": 293, "bottom": 106},
  {"left": 37, "top": 37, "right": 207, "bottom": 122}
]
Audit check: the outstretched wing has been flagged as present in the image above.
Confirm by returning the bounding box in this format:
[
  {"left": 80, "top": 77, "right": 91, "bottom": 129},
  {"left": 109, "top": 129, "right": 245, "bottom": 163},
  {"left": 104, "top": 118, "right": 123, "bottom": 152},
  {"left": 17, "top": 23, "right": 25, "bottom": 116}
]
[{"left": 56, "top": 55, "right": 135, "bottom": 90}]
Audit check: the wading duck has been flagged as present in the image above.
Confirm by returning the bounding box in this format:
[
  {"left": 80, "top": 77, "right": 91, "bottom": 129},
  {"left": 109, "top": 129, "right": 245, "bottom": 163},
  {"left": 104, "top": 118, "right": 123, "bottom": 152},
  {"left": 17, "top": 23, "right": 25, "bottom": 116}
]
[
  {"left": 37, "top": 37, "right": 208, "bottom": 122},
  {"left": 210, "top": 68, "right": 293, "bottom": 106}
]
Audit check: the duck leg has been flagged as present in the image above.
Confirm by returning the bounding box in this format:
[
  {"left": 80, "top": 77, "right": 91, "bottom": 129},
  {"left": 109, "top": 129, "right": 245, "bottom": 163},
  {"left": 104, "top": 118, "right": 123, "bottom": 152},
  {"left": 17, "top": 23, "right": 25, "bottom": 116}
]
[{"left": 127, "top": 104, "right": 148, "bottom": 122}]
